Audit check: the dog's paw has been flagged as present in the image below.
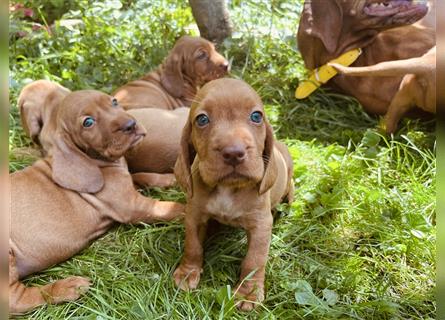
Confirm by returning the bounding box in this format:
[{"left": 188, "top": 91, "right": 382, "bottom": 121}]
[
  {"left": 234, "top": 281, "right": 264, "bottom": 312},
  {"left": 47, "top": 276, "right": 91, "bottom": 304},
  {"left": 173, "top": 265, "right": 201, "bottom": 291}
]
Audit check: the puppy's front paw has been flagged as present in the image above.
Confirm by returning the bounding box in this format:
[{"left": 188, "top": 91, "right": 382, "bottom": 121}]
[
  {"left": 173, "top": 265, "right": 201, "bottom": 291},
  {"left": 235, "top": 281, "right": 264, "bottom": 311},
  {"left": 46, "top": 276, "right": 91, "bottom": 304}
]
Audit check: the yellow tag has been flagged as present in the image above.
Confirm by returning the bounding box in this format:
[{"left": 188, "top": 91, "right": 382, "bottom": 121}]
[{"left": 295, "top": 48, "right": 362, "bottom": 99}]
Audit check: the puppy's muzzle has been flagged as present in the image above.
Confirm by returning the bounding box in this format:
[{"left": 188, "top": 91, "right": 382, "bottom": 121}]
[{"left": 222, "top": 143, "right": 246, "bottom": 166}]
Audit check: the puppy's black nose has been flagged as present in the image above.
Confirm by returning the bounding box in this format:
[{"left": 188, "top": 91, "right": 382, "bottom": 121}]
[
  {"left": 222, "top": 144, "right": 246, "bottom": 166},
  {"left": 122, "top": 119, "right": 136, "bottom": 133},
  {"left": 221, "top": 61, "right": 229, "bottom": 71}
]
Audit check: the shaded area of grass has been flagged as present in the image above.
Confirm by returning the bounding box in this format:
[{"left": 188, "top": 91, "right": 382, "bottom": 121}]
[{"left": 9, "top": 0, "right": 435, "bottom": 318}]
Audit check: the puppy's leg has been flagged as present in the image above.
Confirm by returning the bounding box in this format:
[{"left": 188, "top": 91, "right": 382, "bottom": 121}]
[
  {"left": 9, "top": 249, "right": 90, "bottom": 314},
  {"left": 384, "top": 76, "right": 416, "bottom": 134},
  {"left": 131, "top": 172, "right": 176, "bottom": 188},
  {"left": 173, "top": 214, "right": 208, "bottom": 290},
  {"left": 125, "top": 191, "right": 185, "bottom": 223},
  {"left": 235, "top": 214, "right": 273, "bottom": 311}
]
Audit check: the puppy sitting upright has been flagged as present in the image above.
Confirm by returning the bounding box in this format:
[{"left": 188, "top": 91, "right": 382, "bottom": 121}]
[
  {"left": 10, "top": 91, "right": 184, "bottom": 314},
  {"left": 173, "top": 78, "right": 294, "bottom": 311}
]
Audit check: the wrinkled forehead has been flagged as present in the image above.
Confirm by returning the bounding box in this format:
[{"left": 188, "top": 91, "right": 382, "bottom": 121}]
[
  {"left": 191, "top": 81, "right": 263, "bottom": 120},
  {"left": 59, "top": 90, "right": 115, "bottom": 119}
]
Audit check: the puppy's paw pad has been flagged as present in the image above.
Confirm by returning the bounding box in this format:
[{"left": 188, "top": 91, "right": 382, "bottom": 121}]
[
  {"left": 173, "top": 266, "right": 201, "bottom": 291},
  {"left": 50, "top": 276, "right": 91, "bottom": 303}
]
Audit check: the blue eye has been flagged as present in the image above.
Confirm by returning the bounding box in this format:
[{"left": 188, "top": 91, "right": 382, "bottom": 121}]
[
  {"left": 196, "top": 114, "right": 210, "bottom": 127},
  {"left": 250, "top": 111, "right": 263, "bottom": 123},
  {"left": 82, "top": 117, "right": 95, "bottom": 128}
]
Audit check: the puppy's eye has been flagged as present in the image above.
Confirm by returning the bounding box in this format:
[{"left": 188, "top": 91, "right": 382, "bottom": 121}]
[
  {"left": 250, "top": 111, "right": 263, "bottom": 124},
  {"left": 82, "top": 117, "right": 95, "bottom": 128},
  {"left": 196, "top": 50, "right": 208, "bottom": 60},
  {"left": 196, "top": 114, "right": 210, "bottom": 127}
]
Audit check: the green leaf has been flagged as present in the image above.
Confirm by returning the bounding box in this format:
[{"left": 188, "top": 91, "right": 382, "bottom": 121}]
[{"left": 322, "top": 288, "right": 338, "bottom": 306}]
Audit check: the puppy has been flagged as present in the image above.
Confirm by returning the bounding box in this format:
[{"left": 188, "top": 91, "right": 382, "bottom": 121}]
[
  {"left": 113, "top": 36, "right": 229, "bottom": 110},
  {"left": 330, "top": 46, "right": 436, "bottom": 133},
  {"left": 125, "top": 107, "right": 189, "bottom": 185},
  {"left": 172, "top": 78, "right": 294, "bottom": 311},
  {"left": 17, "top": 80, "right": 71, "bottom": 154},
  {"left": 17, "top": 80, "right": 183, "bottom": 186},
  {"left": 10, "top": 91, "right": 184, "bottom": 314}
]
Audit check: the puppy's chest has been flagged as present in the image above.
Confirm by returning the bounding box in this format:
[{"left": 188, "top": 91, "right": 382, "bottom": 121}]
[{"left": 205, "top": 186, "right": 251, "bottom": 222}]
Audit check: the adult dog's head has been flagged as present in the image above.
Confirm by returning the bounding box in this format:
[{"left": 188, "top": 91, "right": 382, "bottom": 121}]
[
  {"left": 51, "top": 90, "right": 146, "bottom": 193},
  {"left": 297, "top": 0, "right": 428, "bottom": 68},
  {"left": 175, "top": 78, "right": 277, "bottom": 196},
  {"left": 161, "top": 36, "right": 229, "bottom": 98}
]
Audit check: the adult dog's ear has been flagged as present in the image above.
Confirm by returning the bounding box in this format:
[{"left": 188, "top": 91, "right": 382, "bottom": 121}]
[
  {"left": 259, "top": 122, "right": 278, "bottom": 195},
  {"left": 51, "top": 132, "right": 104, "bottom": 193},
  {"left": 297, "top": 0, "right": 342, "bottom": 67},
  {"left": 174, "top": 121, "right": 195, "bottom": 197},
  {"left": 161, "top": 50, "right": 185, "bottom": 98}
]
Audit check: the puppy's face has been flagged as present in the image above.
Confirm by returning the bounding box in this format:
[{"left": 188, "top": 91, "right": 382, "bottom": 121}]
[
  {"left": 189, "top": 79, "right": 267, "bottom": 188},
  {"left": 59, "top": 91, "right": 146, "bottom": 160},
  {"left": 178, "top": 36, "right": 229, "bottom": 84}
]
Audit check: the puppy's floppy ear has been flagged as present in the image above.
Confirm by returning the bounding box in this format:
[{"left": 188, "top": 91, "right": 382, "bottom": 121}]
[
  {"left": 259, "top": 122, "right": 278, "bottom": 195},
  {"left": 51, "top": 132, "right": 104, "bottom": 193},
  {"left": 174, "top": 120, "right": 195, "bottom": 197},
  {"left": 18, "top": 99, "right": 43, "bottom": 145},
  {"left": 298, "top": 0, "right": 342, "bottom": 60},
  {"left": 161, "top": 51, "right": 185, "bottom": 98}
]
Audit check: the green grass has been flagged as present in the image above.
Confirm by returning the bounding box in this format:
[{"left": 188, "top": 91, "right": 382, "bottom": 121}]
[{"left": 9, "top": 0, "right": 435, "bottom": 318}]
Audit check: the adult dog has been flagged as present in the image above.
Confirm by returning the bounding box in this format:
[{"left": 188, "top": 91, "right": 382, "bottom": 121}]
[
  {"left": 297, "top": 0, "right": 435, "bottom": 115},
  {"left": 172, "top": 78, "right": 294, "bottom": 311},
  {"left": 113, "top": 36, "right": 229, "bottom": 110},
  {"left": 10, "top": 91, "right": 184, "bottom": 313}
]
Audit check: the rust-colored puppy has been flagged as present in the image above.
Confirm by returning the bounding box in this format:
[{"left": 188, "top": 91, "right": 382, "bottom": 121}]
[
  {"left": 297, "top": 0, "right": 435, "bottom": 115},
  {"left": 125, "top": 107, "right": 189, "bottom": 185},
  {"left": 113, "top": 36, "right": 229, "bottom": 110},
  {"left": 16, "top": 80, "right": 180, "bottom": 187},
  {"left": 330, "top": 46, "right": 436, "bottom": 133},
  {"left": 17, "top": 80, "right": 71, "bottom": 154},
  {"left": 173, "top": 78, "right": 294, "bottom": 311},
  {"left": 10, "top": 91, "right": 184, "bottom": 314}
]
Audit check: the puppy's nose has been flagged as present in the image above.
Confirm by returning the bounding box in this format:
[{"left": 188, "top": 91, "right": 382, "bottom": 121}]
[
  {"left": 121, "top": 119, "right": 136, "bottom": 133},
  {"left": 220, "top": 61, "right": 229, "bottom": 71},
  {"left": 222, "top": 144, "right": 246, "bottom": 166}
]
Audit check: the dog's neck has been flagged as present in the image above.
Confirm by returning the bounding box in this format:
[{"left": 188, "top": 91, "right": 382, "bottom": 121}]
[
  {"left": 299, "top": 30, "right": 378, "bottom": 70},
  {"left": 181, "top": 74, "right": 200, "bottom": 107}
]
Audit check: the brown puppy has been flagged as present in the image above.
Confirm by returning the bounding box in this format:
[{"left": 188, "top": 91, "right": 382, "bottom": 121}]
[
  {"left": 17, "top": 80, "right": 71, "bottom": 154},
  {"left": 17, "top": 80, "right": 180, "bottom": 187},
  {"left": 330, "top": 46, "right": 436, "bottom": 133},
  {"left": 9, "top": 90, "right": 184, "bottom": 314},
  {"left": 297, "top": 0, "right": 435, "bottom": 115},
  {"left": 113, "top": 36, "right": 229, "bottom": 110},
  {"left": 125, "top": 107, "right": 189, "bottom": 185},
  {"left": 172, "top": 78, "right": 294, "bottom": 311}
]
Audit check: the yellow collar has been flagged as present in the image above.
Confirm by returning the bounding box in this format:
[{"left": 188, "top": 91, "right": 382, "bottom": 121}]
[{"left": 295, "top": 48, "right": 362, "bottom": 99}]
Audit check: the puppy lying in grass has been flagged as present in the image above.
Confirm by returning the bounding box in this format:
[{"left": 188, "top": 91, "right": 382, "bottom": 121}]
[
  {"left": 17, "top": 80, "right": 187, "bottom": 187},
  {"left": 330, "top": 46, "right": 436, "bottom": 133},
  {"left": 9, "top": 90, "right": 184, "bottom": 314},
  {"left": 173, "top": 78, "right": 294, "bottom": 311},
  {"left": 113, "top": 35, "right": 229, "bottom": 110}
]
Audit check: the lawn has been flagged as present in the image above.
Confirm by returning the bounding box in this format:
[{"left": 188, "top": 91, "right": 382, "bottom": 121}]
[{"left": 9, "top": 0, "right": 436, "bottom": 319}]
